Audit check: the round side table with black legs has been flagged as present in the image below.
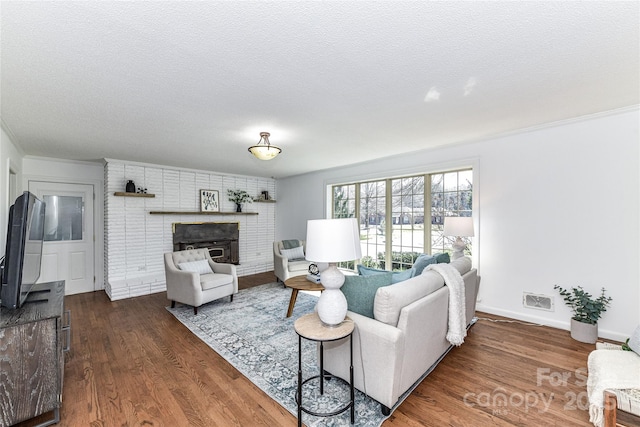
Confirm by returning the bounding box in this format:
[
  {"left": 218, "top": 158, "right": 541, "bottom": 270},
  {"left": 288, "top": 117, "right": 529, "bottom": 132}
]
[{"left": 294, "top": 313, "right": 355, "bottom": 426}]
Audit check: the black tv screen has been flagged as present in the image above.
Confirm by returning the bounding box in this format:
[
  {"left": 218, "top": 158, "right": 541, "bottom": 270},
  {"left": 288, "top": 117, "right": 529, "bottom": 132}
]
[{"left": 0, "top": 191, "right": 46, "bottom": 309}]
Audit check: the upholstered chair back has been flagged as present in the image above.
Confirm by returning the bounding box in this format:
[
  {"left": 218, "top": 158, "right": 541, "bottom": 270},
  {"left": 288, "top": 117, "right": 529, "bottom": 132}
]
[{"left": 170, "top": 248, "right": 210, "bottom": 266}]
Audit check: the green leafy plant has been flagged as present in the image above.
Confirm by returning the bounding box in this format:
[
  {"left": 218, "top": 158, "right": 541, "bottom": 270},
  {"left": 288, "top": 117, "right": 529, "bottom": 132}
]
[
  {"left": 553, "top": 285, "right": 612, "bottom": 325},
  {"left": 227, "top": 189, "right": 253, "bottom": 205}
]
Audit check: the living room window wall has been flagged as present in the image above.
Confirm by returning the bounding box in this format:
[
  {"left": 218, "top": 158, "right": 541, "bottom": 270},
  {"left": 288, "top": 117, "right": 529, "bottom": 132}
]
[{"left": 331, "top": 168, "right": 472, "bottom": 272}]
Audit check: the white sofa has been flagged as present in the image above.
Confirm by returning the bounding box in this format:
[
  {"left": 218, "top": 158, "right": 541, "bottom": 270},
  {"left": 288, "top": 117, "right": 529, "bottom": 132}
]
[{"left": 323, "top": 256, "right": 480, "bottom": 414}]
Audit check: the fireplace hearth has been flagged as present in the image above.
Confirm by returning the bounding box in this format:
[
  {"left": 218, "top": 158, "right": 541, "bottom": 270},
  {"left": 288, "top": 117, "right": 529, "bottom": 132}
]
[{"left": 173, "top": 222, "right": 239, "bottom": 265}]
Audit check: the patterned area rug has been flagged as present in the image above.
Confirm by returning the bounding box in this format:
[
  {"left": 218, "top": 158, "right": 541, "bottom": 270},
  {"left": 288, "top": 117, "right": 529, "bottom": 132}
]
[{"left": 167, "top": 282, "right": 390, "bottom": 427}]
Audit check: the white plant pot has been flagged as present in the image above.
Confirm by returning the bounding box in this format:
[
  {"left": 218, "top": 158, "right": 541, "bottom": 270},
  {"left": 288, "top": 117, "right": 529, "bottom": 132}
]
[{"left": 570, "top": 318, "right": 598, "bottom": 344}]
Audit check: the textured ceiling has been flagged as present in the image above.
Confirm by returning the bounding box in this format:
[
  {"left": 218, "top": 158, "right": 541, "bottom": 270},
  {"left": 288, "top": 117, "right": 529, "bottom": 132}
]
[{"left": 1, "top": 1, "right": 638, "bottom": 178}]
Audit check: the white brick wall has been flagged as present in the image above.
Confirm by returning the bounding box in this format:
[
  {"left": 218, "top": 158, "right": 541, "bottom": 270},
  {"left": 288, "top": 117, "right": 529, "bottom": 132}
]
[{"left": 104, "top": 161, "right": 276, "bottom": 300}]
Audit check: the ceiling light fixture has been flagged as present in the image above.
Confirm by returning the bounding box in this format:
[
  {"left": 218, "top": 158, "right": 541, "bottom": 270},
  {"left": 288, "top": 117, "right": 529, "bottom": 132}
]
[{"left": 248, "top": 132, "right": 281, "bottom": 160}]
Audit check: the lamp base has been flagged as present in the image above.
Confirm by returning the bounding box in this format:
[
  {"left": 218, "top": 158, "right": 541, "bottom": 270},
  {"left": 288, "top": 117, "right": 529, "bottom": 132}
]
[
  {"left": 317, "top": 264, "right": 347, "bottom": 326},
  {"left": 451, "top": 237, "right": 466, "bottom": 260}
]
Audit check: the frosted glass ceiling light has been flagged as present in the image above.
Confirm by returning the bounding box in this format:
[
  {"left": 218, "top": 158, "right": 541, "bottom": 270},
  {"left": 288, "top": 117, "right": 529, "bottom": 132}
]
[{"left": 248, "top": 132, "right": 281, "bottom": 160}]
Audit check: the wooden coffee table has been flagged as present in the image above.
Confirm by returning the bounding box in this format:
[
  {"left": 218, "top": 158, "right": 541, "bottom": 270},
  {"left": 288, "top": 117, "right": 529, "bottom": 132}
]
[{"left": 284, "top": 276, "right": 324, "bottom": 318}]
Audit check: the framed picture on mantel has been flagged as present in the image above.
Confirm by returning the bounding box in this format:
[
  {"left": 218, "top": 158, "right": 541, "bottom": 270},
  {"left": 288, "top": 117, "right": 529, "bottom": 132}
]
[{"left": 200, "top": 189, "right": 219, "bottom": 212}]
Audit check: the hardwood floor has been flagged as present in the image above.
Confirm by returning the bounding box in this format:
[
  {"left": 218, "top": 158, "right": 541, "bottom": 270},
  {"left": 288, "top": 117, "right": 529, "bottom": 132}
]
[{"left": 15, "top": 272, "right": 632, "bottom": 426}]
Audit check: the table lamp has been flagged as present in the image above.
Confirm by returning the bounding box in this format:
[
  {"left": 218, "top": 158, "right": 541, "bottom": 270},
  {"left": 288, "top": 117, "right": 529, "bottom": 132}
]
[
  {"left": 443, "top": 216, "right": 474, "bottom": 260},
  {"left": 305, "top": 218, "right": 362, "bottom": 326}
]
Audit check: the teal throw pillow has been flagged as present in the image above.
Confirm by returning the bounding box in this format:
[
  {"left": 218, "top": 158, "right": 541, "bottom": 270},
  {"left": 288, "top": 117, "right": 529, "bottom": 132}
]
[
  {"left": 411, "top": 254, "right": 437, "bottom": 276},
  {"left": 357, "top": 265, "right": 387, "bottom": 276},
  {"left": 434, "top": 252, "right": 451, "bottom": 263},
  {"left": 357, "top": 265, "right": 413, "bottom": 284},
  {"left": 390, "top": 268, "right": 413, "bottom": 283},
  {"left": 341, "top": 272, "right": 393, "bottom": 318}
]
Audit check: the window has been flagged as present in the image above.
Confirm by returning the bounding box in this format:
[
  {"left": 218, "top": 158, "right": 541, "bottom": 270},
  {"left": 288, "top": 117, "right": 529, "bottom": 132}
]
[
  {"left": 430, "top": 170, "right": 473, "bottom": 255},
  {"left": 331, "top": 169, "right": 472, "bottom": 271}
]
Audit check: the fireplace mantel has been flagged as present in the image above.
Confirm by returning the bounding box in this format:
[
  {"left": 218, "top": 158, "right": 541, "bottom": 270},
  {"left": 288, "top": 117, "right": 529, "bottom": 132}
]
[{"left": 149, "top": 211, "right": 257, "bottom": 215}]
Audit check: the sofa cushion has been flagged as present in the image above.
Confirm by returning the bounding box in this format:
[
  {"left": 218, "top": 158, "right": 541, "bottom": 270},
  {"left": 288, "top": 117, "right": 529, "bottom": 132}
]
[
  {"left": 374, "top": 271, "right": 445, "bottom": 326},
  {"left": 341, "top": 272, "right": 393, "bottom": 318},
  {"left": 200, "top": 273, "right": 233, "bottom": 290},
  {"left": 178, "top": 259, "right": 213, "bottom": 275},
  {"left": 280, "top": 245, "right": 305, "bottom": 261},
  {"left": 411, "top": 254, "right": 437, "bottom": 276},
  {"left": 287, "top": 260, "right": 310, "bottom": 272},
  {"left": 358, "top": 265, "right": 413, "bottom": 284}
]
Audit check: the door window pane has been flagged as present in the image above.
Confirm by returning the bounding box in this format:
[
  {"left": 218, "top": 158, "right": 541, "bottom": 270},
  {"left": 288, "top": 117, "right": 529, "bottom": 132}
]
[{"left": 43, "top": 195, "right": 83, "bottom": 241}]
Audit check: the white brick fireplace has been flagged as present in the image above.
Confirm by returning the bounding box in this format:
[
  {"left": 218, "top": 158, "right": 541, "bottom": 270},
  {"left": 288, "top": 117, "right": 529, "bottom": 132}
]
[{"left": 104, "top": 159, "right": 276, "bottom": 300}]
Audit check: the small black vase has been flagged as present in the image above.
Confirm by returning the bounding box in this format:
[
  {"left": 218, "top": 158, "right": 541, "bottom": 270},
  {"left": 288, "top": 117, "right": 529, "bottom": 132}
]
[
  {"left": 126, "top": 180, "right": 136, "bottom": 193},
  {"left": 236, "top": 203, "right": 242, "bottom": 213}
]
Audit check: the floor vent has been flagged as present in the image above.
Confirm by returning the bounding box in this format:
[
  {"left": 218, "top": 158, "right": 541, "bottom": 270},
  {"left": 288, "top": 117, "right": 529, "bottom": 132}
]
[{"left": 523, "top": 292, "right": 554, "bottom": 311}]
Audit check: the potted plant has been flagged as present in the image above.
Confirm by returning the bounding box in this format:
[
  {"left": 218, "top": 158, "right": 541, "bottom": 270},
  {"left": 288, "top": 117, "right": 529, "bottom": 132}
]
[
  {"left": 554, "top": 285, "right": 612, "bottom": 344},
  {"left": 227, "top": 189, "right": 253, "bottom": 212}
]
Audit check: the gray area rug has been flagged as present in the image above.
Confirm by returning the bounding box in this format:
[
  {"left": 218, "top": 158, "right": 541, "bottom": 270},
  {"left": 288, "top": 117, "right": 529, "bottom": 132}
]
[{"left": 167, "top": 282, "right": 390, "bottom": 426}]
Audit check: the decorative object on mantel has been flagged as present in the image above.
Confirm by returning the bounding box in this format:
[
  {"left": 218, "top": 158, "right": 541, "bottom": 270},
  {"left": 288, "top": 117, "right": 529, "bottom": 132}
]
[
  {"left": 554, "top": 284, "right": 612, "bottom": 344},
  {"left": 200, "top": 189, "right": 220, "bottom": 212},
  {"left": 443, "top": 216, "right": 474, "bottom": 260},
  {"left": 305, "top": 218, "right": 362, "bottom": 326},
  {"left": 125, "top": 180, "right": 136, "bottom": 193},
  {"left": 248, "top": 131, "right": 281, "bottom": 160},
  {"left": 227, "top": 189, "right": 253, "bottom": 212},
  {"left": 254, "top": 191, "right": 275, "bottom": 202}
]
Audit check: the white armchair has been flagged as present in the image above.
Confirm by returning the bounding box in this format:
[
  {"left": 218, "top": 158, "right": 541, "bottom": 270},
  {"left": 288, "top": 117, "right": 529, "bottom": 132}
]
[
  {"left": 273, "top": 240, "right": 310, "bottom": 283},
  {"left": 164, "top": 248, "right": 238, "bottom": 314}
]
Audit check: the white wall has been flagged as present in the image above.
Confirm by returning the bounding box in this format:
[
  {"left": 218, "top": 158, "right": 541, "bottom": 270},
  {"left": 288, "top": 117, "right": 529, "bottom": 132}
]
[
  {"left": 276, "top": 108, "right": 640, "bottom": 341},
  {"left": 0, "top": 125, "right": 24, "bottom": 258},
  {"left": 104, "top": 160, "right": 276, "bottom": 300}
]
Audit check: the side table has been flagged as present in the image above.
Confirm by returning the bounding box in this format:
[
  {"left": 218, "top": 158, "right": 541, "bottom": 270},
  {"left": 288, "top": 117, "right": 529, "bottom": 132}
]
[
  {"left": 284, "top": 276, "right": 324, "bottom": 317},
  {"left": 294, "top": 313, "right": 354, "bottom": 426}
]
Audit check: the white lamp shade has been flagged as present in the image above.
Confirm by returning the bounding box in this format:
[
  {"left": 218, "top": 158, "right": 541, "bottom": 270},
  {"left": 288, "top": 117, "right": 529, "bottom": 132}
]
[
  {"left": 305, "top": 218, "right": 362, "bottom": 263},
  {"left": 443, "top": 216, "right": 474, "bottom": 237}
]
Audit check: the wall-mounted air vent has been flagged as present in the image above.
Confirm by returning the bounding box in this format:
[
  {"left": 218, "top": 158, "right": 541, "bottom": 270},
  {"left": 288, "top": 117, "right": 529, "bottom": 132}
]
[{"left": 523, "top": 292, "right": 554, "bottom": 311}]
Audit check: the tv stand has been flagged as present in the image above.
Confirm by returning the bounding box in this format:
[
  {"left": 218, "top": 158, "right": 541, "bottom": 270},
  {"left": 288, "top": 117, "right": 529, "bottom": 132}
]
[
  {"left": 0, "top": 281, "right": 69, "bottom": 427},
  {"left": 23, "top": 288, "right": 53, "bottom": 304}
]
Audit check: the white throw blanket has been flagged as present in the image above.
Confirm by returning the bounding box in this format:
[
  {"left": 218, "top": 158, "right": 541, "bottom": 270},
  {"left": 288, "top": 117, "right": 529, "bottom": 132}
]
[
  {"left": 426, "top": 263, "right": 466, "bottom": 346},
  {"left": 587, "top": 348, "right": 640, "bottom": 427}
]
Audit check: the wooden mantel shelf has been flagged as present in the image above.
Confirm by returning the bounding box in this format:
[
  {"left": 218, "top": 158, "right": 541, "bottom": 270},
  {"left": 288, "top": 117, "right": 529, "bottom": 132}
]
[
  {"left": 114, "top": 192, "right": 155, "bottom": 198},
  {"left": 149, "top": 211, "right": 258, "bottom": 215}
]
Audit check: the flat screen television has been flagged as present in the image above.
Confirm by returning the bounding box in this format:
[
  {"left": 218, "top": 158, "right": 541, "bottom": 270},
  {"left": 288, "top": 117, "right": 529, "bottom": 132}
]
[{"left": 0, "top": 191, "right": 46, "bottom": 309}]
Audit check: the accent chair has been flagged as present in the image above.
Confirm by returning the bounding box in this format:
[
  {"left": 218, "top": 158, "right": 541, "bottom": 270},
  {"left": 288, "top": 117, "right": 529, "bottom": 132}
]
[
  {"left": 273, "top": 240, "right": 310, "bottom": 283},
  {"left": 164, "top": 248, "right": 238, "bottom": 314}
]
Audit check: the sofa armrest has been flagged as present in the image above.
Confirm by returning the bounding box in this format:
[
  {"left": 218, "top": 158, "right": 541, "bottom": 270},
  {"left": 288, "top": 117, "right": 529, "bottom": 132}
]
[
  {"left": 323, "top": 311, "right": 405, "bottom": 410},
  {"left": 209, "top": 261, "right": 238, "bottom": 293},
  {"left": 273, "top": 249, "right": 288, "bottom": 281},
  {"left": 209, "top": 260, "right": 235, "bottom": 276}
]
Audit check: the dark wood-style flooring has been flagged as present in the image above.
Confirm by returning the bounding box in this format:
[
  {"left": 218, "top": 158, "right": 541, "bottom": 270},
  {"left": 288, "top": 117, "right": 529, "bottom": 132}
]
[{"left": 15, "top": 272, "right": 637, "bottom": 426}]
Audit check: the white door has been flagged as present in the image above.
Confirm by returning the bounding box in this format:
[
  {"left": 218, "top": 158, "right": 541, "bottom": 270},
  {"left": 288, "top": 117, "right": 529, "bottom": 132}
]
[{"left": 29, "top": 181, "right": 95, "bottom": 295}]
